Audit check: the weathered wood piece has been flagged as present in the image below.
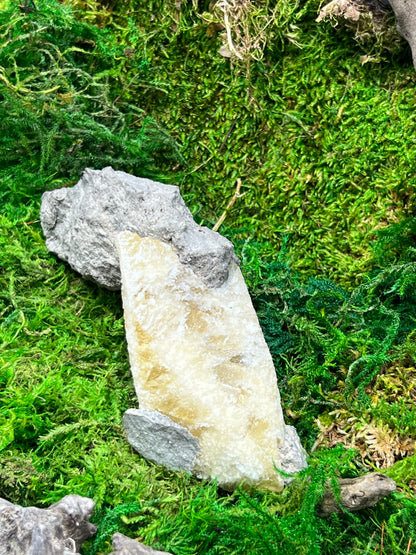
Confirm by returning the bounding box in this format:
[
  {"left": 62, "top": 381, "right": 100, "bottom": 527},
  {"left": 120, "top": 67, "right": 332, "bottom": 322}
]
[{"left": 319, "top": 473, "right": 396, "bottom": 517}]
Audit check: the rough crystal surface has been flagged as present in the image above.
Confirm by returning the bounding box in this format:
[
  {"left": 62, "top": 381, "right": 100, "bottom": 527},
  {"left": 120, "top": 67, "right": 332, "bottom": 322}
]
[
  {"left": 118, "top": 232, "right": 306, "bottom": 491},
  {"left": 40, "top": 166, "right": 237, "bottom": 289}
]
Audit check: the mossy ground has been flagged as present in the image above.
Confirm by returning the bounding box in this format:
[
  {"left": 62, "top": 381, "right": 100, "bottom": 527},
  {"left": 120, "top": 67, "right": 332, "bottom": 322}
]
[
  {"left": 122, "top": 1, "right": 416, "bottom": 288},
  {"left": 1, "top": 1, "right": 416, "bottom": 553}
]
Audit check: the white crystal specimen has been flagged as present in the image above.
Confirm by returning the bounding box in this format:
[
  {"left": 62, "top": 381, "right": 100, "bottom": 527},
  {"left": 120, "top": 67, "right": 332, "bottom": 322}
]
[{"left": 118, "top": 232, "right": 303, "bottom": 491}]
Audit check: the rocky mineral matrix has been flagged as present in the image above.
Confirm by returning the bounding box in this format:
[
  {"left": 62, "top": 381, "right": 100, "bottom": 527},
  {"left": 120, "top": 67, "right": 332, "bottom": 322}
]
[{"left": 117, "top": 232, "right": 305, "bottom": 491}]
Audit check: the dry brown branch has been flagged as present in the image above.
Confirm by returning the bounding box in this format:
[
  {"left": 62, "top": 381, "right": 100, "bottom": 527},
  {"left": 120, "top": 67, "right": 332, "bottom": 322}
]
[
  {"left": 319, "top": 473, "right": 396, "bottom": 517},
  {"left": 381, "top": 521, "right": 385, "bottom": 555},
  {"left": 213, "top": 178, "right": 245, "bottom": 232}
]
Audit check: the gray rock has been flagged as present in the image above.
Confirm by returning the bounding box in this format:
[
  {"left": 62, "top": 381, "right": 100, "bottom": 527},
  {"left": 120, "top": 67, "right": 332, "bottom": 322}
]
[
  {"left": 389, "top": 0, "right": 416, "bottom": 68},
  {"left": 110, "top": 533, "right": 173, "bottom": 555},
  {"left": 278, "top": 425, "right": 308, "bottom": 481},
  {"left": 0, "top": 495, "right": 96, "bottom": 555},
  {"left": 40, "top": 167, "right": 238, "bottom": 290},
  {"left": 123, "top": 409, "right": 200, "bottom": 473}
]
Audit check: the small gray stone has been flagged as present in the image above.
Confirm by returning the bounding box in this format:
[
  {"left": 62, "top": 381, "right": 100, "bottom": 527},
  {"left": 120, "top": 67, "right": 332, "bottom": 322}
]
[
  {"left": 40, "top": 167, "right": 238, "bottom": 290},
  {"left": 278, "top": 425, "right": 308, "bottom": 481},
  {"left": 0, "top": 495, "right": 96, "bottom": 555},
  {"left": 123, "top": 409, "right": 200, "bottom": 473},
  {"left": 110, "top": 533, "right": 173, "bottom": 555},
  {"left": 389, "top": 0, "right": 416, "bottom": 69}
]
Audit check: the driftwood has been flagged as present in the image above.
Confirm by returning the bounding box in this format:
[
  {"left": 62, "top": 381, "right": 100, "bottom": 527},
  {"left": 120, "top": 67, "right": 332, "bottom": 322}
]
[{"left": 319, "top": 472, "right": 396, "bottom": 517}]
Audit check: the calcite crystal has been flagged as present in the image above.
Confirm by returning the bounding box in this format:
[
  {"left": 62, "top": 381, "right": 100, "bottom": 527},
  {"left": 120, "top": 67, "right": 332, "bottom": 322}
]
[{"left": 118, "top": 232, "right": 306, "bottom": 491}]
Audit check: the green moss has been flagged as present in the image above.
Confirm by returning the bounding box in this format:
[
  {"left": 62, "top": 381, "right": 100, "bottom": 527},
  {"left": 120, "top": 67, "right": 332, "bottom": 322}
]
[
  {"left": 1, "top": 1, "right": 416, "bottom": 554},
  {"left": 96, "top": 0, "right": 416, "bottom": 288},
  {"left": 0, "top": 0, "right": 182, "bottom": 186}
]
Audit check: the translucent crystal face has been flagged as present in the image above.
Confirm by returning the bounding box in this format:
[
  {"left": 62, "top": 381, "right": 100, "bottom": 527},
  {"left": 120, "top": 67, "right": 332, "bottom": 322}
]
[{"left": 117, "top": 232, "right": 294, "bottom": 491}]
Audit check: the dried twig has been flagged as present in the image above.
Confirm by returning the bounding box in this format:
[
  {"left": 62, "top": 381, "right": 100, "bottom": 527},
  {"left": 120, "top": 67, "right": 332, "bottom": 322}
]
[
  {"left": 381, "top": 521, "right": 385, "bottom": 555},
  {"left": 219, "top": 0, "right": 244, "bottom": 59},
  {"left": 217, "top": 116, "right": 238, "bottom": 154},
  {"left": 319, "top": 473, "right": 396, "bottom": 517},
  {"left": 213, "top": 178, "right": 245, "bottom": 232}
]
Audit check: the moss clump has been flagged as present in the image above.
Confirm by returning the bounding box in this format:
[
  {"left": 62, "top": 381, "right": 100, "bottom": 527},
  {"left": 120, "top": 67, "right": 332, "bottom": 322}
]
[{"left": 0, "top": 0, "right": 181, "bottom": 185}]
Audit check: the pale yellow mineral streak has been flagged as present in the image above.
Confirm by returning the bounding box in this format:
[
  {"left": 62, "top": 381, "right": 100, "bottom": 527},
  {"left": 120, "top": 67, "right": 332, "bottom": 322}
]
[{"left": 118, "top": 232, "right": 287, "bottom": 491}]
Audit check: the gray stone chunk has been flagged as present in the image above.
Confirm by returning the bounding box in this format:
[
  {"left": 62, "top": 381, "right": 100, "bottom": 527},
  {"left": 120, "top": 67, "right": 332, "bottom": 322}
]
[
  {"left": 0, "top": 495, "right": 96, "bottom": 555},
  {"left": 123, "top": 408, "right": 200, "bottom": 473},
  {"left": 110, "top": 533, "right": 173, "bottom": 555},
  {"left": 389, "top": 0, "right": 416, "bottom": 69},
  {"left": 278, "top": 425, "right": 308, "bottom": 481},
  {"left": 40, "top": 167, "right": 238, "bottom": 289}
]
